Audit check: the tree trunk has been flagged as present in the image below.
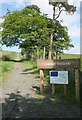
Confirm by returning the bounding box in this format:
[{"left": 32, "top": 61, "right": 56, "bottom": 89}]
[
  {"left": 48, "top": 33, "right": 53, "bottom": 60},
  {"left": 55, "top": 47, "right": 58, "bottom": 60},
  {"left": 43, "top": 47, "right": 46, "bottom": 59}
]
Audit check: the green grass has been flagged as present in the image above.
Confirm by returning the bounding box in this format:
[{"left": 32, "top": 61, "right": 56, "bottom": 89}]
[
  {"left": 0, "top": 61, "right": 14, "bottom": 85},
  {"left": 56, "top": 54, "right": 80, "bottom": 59},
  {"left": 22, "top": 60, "right": 37, "bottom": 70}
]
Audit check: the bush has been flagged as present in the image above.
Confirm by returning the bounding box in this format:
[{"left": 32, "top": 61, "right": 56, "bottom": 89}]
[{"left": 2, "top": 55, "right": 11, "bottom": 61}]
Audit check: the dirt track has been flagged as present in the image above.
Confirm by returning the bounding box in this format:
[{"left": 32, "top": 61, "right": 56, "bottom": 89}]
[{"left": 1, "top": 62, "right": 80, "bottom": 118}]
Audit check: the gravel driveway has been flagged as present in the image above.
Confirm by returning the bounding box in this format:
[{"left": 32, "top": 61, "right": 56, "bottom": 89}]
[{"left": 0, "top": 62, "right": 80, "bottom": 119}]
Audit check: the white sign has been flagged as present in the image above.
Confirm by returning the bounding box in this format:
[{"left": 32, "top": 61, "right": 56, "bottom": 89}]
[{"left": 50, "top": 71, "right": 68, "bottom": 84}]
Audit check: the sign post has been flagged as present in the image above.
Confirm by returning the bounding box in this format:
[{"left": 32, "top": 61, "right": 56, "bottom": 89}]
[
  {"left": 37, "top": 59, "right": 81, "bottom": 103},
  {"left": 50, "top": 71, "right": 68, "bottom": 96},
  {"left": 40, "top": 69, "right": 44, "bottom": 94}
]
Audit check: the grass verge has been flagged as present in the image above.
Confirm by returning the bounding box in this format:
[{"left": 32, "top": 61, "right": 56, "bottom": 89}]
[{"left": 0, "top": 61, "right": 14, "bottom": 85}]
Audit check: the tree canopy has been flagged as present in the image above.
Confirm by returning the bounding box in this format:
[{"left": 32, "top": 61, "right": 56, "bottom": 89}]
[{"left": 1, "top": 4, "right": 76, "bottom": 59}]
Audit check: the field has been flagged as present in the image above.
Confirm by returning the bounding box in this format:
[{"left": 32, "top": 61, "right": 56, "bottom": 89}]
[{"left": 58, "top": 54, "right": 80, "bottom": 59}]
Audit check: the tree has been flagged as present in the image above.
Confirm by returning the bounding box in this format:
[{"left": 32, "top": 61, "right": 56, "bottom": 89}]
[
  {"left": 48, "top": 1, "right": 76, "bottom": 59},
  {"left": 1, "top": 5, "right": 53, "bottom": 59},
  {"left": 53, "top": 21, "right": 74, "bottom": 59},
  {"left": 1, "top": 4, "right": 75, "bottom": 60}
]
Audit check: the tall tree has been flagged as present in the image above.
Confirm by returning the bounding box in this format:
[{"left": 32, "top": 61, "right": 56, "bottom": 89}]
[
  {"left": 48, "top": 1, "right": 76, "bottom": 59},
  {"left": 53, "top": 21, "right": 74, "bottom": 59}
]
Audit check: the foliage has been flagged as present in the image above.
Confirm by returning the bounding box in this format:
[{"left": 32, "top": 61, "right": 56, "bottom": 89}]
[
  {"left": 2, "top": 55, "right": 11, "bottom": 61},
  {"left": 48, "top": 2, "right": 76, "bottom": 59},
  {"left": 52, "top": 2, "right": 76, "bottom": 20},
  {"left": 52, "top": 21, "right": 74, "bottom": 55},
  {"left": 1, "top": 4, "right": 76, "bottom": 59}
]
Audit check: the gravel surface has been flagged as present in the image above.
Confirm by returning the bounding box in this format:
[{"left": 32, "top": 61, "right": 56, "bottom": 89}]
[{"left": 0, "top": 62, "right": 80, "bottom": 119}]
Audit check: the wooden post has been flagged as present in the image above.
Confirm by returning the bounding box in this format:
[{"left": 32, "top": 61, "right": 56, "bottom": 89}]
[
  {"left": 52, "top": 84, "right": 56, "bottom": 95},
  {"left": 75, "top": 69, "right": 80, "bottom": 103},
  {"left": 43, "top": 47, "right": 46, "bottom": 60},
  {"left": 40, "top": 69, "right": 44, "bottom": 94}
]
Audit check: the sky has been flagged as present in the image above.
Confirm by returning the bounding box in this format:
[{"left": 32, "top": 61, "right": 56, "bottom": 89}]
[{"left": 0, "top": 0, "right": 81, "bottom": 54}]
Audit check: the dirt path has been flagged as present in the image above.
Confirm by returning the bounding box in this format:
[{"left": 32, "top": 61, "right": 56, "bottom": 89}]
[
  {"left": 1, "top": 62, "right": 39, "bottom": 118},
  {"left": 2, "top": 63, "right": 38, "bottom": 98},
  {"left": 1, "top": 62, "right": 80, "bottom": 118}
]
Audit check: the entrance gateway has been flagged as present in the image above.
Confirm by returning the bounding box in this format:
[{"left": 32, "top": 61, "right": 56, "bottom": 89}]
[{"left": 37, "top": 59, "right": 81, "bottom": 103}]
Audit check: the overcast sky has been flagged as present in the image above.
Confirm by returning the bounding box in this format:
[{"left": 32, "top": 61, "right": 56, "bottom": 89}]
[{"left": 0, "top": 0, "right": 81, "bottom": 54}]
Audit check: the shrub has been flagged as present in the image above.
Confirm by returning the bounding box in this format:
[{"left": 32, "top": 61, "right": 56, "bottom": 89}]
[{"left": 2, "top": 55, "right": 11, "bottom": 61}]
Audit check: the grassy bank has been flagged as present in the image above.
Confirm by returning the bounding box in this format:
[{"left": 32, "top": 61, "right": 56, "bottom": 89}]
[
  {"left": 0, "top": 61, "right": 14, "bottom": 85},
  {"left": 0, "top": 50, "right": 17, "bottom": 85}
]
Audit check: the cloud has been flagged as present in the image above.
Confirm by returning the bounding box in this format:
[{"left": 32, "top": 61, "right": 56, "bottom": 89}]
[
  {"left": 64, "top": 44, "right": 80, "bottom": 54},
  {"left": 68, "top": 25, "right": 80, "bottom": 38},
  {"left": 31, "top": 0, "right": 53, "bottom": 18},
  {"left": 0, "top": 0, "right": 27, "bottom": 9},
  {"left": 60, "top": 11, "right": 80, "bottom": 26},
  {"left": 0, "top": 18, "right": 3, "bottom": 23},
  {"left": 0, "top": 0, "right": 25, "bottom": 3}
]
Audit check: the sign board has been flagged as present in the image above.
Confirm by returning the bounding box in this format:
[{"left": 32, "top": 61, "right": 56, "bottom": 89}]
[
  {"left": 50, "top": 71, "right": 68, "bottom": 84},
  {"left": 37, "top": 59, "right": 80, "bottom": 69}
]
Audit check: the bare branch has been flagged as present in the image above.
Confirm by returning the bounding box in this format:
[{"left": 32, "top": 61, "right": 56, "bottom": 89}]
[{"left": 54, "top": 9, "right": 64, "bottom": 20}]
